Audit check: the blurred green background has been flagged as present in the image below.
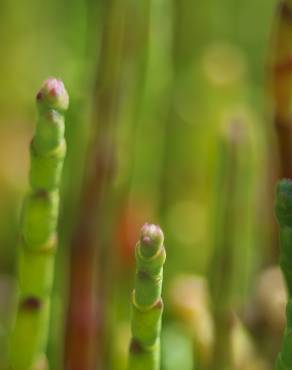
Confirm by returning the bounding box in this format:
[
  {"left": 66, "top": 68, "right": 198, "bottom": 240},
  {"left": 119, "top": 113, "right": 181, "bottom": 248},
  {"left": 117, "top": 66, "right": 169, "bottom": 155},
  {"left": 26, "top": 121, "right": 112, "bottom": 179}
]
[{"left": 0, "top": 0, "right": 285, "bottom": 369}]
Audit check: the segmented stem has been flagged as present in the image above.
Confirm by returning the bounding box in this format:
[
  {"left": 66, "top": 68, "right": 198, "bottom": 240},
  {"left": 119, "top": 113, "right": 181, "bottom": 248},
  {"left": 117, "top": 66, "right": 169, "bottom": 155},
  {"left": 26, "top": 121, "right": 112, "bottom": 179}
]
[
  {"left": 128, "top": 224, "right": 166, "bottom": 370},
  {"left": 9, "top": 78, "right": 69, "bottom": 370},
  {"left": 275, "top": 179, "right": 292, "bottom": 369}
]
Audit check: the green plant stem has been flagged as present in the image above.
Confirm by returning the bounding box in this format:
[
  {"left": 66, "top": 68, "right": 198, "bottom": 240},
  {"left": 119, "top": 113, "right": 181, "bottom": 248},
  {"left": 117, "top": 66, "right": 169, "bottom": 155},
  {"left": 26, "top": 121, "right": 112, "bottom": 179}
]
[
  {"left": 208, "top": 118, "right": 260, "bottom": 370},
  {"left": 275, "top": 179, "right": 292, "bottom": 369},
  {"left": 9, "top": 78, "right": 69, "bottom": 370},
  {"left": 128, "top": 224, "right": 166, "bottom": 370},
  {"left": 208, "top": 123, "right": 238, "bottom": 370}
]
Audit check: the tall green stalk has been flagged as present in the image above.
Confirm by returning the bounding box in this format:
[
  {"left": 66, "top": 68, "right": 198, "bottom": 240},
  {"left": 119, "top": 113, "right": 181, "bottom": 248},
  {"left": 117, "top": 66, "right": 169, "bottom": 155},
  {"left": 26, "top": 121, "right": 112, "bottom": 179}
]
[
  {"left": 128, "top": 224, "right": 166, "bottom": 370},
  {"left": 9, "top": 78, "right": 69, "bottom": 370},
  {"left": 208, "top": 122, "right": 238, "bottom": 370},
  {"left": 208, "top": 117, "right": 260, "bottom": 370},
  {"left": 275, "top": 178, "right": 292, "bottom": 370}
]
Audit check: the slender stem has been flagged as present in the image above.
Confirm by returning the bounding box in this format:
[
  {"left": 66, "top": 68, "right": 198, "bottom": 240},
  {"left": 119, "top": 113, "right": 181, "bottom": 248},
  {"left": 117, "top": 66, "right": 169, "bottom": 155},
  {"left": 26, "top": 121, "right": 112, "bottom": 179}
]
[
  {"left": 208, "top": 123, "right": 238, "bottom": 370},
  {"left": 9, "top": 78, "right": 69, "bottom": 370},
  {"left": 128, "top": 224, "right": 166, "bottom": 370},
  {"left": 64, "top": 1, "right": 127, "bottom": 369},
  {"left": 271, "top": 0, "right": 292, "bottom": 178},
  {"left": 208, "top": 119, "right": 258, "bottom": 370}
]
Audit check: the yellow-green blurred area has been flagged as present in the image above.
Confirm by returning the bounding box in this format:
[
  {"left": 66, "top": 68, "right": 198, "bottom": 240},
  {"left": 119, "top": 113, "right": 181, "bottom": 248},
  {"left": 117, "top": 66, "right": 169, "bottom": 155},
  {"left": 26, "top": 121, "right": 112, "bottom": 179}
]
[{"left": 0, "top": 0, "right": 286, "bottom": 369}]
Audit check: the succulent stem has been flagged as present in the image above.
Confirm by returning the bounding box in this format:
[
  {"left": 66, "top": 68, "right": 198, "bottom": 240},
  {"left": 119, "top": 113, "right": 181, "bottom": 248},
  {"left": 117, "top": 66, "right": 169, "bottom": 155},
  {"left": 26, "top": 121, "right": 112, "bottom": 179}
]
[
  {"left": 128, "top": 224, "right": 166, "bottom": 370},
  {"left": 9, "top": 78, "right": 69, "bottom": 370}
]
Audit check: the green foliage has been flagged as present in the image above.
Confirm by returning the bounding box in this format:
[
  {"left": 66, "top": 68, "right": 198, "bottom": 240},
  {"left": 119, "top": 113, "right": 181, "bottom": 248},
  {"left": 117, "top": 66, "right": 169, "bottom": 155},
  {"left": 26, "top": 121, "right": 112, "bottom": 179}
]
[{"left": 0, "top": 0, "right": 285, "bottom": 369}]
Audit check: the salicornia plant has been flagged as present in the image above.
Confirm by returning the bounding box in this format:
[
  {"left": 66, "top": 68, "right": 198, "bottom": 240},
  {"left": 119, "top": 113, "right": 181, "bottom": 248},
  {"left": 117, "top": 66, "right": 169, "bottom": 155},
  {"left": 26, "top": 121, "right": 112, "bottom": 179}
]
[
  {"left": 275, "top": 178, "right": 292, "bottom": 370},
  {"left": 128, "top": 223, "right": 166, "bottom": 370},
  {"left": 9, "top": 78, "right": 69, "bottom": 370}
]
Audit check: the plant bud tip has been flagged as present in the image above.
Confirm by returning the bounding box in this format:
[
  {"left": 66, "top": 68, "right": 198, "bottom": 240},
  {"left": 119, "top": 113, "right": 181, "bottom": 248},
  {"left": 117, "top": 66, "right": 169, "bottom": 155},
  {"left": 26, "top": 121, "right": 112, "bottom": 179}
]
[
  {"left": 140, "top": 223, "right": 164, "bottom": 247},
  {"left": 36, "top": 77, "right": 69, "bottom": 111}
]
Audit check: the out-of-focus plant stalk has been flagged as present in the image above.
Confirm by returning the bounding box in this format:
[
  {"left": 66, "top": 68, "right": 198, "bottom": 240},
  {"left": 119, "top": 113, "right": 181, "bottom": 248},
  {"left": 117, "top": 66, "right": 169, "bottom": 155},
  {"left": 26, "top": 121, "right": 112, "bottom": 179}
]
[
  {"left": 64, "top": 1, "right": 127, "bottom": 369},
  {"left": 271, "top": 0, "right": 292, "bottom": 178},
  {"left": 208, "top": 119, "right": 259, "bottom": 370},
  {"left": 208, "top": 122, "right": 240, "bottom": 370},
  {"left": 169, "top": 275, "right": 214, "bottom": 368},
  {"left": 124, "top": 0, "right": 172, "bottom": 225},
  {"left": 161, "top": 323, "right": 194, "bottom": 370},
  {"left": 231, "top": 317, "right": 269, "bottom": 370},
  {"left": 108, "top": 0, "right": 153, "bottom": 266}
]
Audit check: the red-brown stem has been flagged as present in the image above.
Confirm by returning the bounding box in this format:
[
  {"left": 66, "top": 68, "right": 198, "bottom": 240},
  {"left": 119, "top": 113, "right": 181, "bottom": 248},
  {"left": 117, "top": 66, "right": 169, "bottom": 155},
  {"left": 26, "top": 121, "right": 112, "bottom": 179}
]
[
  {"left": 271, "top": 0, "right": 292, "bottom": 178},
  {"left": 64, "top": 1, "right": 126, "bottom": 369},
  {"left": 275, "top": 116, "right": 292, "bottom": 177}
]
